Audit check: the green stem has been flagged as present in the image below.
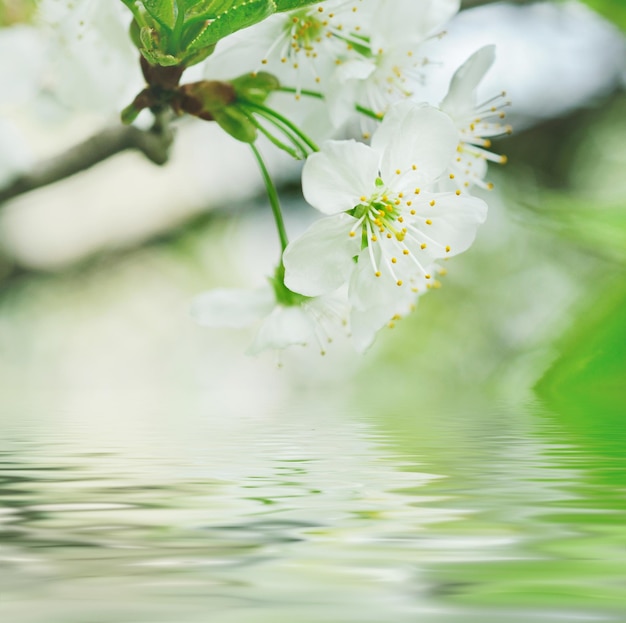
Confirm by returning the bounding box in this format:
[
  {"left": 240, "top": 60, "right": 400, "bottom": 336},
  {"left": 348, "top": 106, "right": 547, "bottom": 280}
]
[
  {"left": 278, "top": 86, "right": 324, "bottom": 101},
  {"left": 254, "top": 121, "right": 305, "bottom": 159},
  {"left": 250, "top": 143, "right": 289, "bottom": 253},
  {"left": 356, "top": 104, "right": 383, "bottom": 121},
  {"left": 240, "top": 107, "right": 306, "bottom": 159},
  {"left": 170, "top": 0, "right": 186, "bottom": 54},
  {"left": 121, "top": 1, "right": 144, "bottom": 26},
  {"left": 279, "top": 86, "right": 383, "bottom": 122},
  {"left": 246, "top": 102, "right": 319, "bottom": 152},
  {"left": 244, "top": 106, "right": 310, "bottom": 158}
]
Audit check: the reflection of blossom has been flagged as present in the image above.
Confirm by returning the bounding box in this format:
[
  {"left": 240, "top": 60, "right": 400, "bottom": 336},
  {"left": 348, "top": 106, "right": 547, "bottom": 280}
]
[
  {"left": 191, "top": 286, "right": 349, "bottom": 355},
  {"left": 438, "top": 45, "right": 511, "bottom": 191}
]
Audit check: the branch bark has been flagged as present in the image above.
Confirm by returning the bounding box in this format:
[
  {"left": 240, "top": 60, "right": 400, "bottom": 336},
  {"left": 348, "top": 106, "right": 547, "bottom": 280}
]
[{"left": 0, "top": 120, "right": 174, "bottom": 205}]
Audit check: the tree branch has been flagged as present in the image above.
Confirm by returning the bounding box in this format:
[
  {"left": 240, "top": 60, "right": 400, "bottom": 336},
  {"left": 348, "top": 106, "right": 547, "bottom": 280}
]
[{"left": 0, "top": 119, "right": 175, "bottom": 205}]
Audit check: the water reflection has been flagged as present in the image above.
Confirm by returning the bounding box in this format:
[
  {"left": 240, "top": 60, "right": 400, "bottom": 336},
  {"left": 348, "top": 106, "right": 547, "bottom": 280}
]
[{"left": 0, "top": 394, "right": 624, "bottom": 622}]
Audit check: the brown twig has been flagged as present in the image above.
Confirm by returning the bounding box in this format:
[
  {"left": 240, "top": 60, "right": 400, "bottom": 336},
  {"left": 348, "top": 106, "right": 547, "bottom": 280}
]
[{"left": 0, "top": 118, "right": 174, "bottom": 205}]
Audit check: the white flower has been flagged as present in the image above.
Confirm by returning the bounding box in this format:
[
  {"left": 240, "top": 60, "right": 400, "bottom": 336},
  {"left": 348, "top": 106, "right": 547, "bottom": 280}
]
[
  {"left": 328, "top": 0, "right": 460, "bottom": 125},
  {"left": 206, "top": 0, "right": 370, "bottom": 89},
  {"left": 191, "top": 286, "right": 348, "bottom": 356},
  {"left": 283, "top": 101, "right": 487, "bottom": 311},
  {"left": 201, "top": 1, "right": 373, "bottom": 139},
  {"left": 439, "top": 45, "right": 512, "bottom": 191},
  {"left": 37, "top": 0, "right": 140, "bottom": 114},
  {"left": 349, "top": 263, "right": 444, "bottom": 352}
]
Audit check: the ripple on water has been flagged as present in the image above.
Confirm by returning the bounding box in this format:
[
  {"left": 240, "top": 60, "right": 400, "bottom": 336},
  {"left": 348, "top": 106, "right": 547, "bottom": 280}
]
[{"left": 0, "top": 398, "right": 625, "bottom": 623}]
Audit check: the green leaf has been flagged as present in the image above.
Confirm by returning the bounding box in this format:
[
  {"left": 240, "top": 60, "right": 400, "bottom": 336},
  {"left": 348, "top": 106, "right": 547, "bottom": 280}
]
[
  {"left": 579, "top": 0, "right": 626, "bottom": 31},
  {"left": 274, "top": 0, "right": 325, "bottom": 11},
  {"left": 536, "top": 277, "right": 626, "bottom": 400},
  {"left": 536, "top": 196, "right": 626, "bottom": 264},
  {"left": 182, "top": 0, "right": 238, "bottom": 19},
  {"left": 142, "top": 48, "right": 182, "bottom": 66},
  {"left": 121, "top": 0, "right": 325, "bottom": 68},
  {"left": 186, "top": 0, "right": 276, "bottom": 51},
  {"left": 142, "top": 0, "right": 177, "bottom": 30},
  {"left": 138, "top": 25, "right": 180, "bottom": 65}
]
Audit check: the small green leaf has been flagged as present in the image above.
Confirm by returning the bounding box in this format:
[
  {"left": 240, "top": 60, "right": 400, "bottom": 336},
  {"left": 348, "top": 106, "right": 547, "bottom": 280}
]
[
  {"left": 138, "top": 25, "right": 180, "bottom": 66},
  {"left": 142, "top": 47, "right": 181, "bottom": 66},
  {"left": 274, "top": 0, "right": 324, "bottom": 11},
  {"left": 142, "top": 0, "right": 177, "bottom": 30},
  {"left": 187, "top": 0, "right": 276, "bottom": 51},
  {"left": 182, "top": 44, "right": 218, "bottom": 66},
  {"left": 139, "top": 25, "right": 158, "bottom": 50},
  {"left": 182, "top": 0, "right": 235, "bottom": 19}
]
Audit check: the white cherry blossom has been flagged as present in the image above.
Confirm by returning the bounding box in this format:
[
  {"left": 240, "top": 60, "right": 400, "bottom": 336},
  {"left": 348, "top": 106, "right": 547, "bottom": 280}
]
[
  {"left": 328, "top": 0, "right": 461, "bottom": 127},
  {"left": 283, "top": 101, "right": 487, "bottom": 313},
  {"left": 191, "top": 286, "right": 349, "bottom": 355},
  {"left": 439, "top": 45, "right": 512, "bottom": 191},
  {"left": 205, "top": 0, "right": 370, "bottom": 90}
]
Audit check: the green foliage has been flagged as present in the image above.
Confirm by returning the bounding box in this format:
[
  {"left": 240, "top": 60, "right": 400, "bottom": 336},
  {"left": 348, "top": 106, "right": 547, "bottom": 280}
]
[
  {"left": 274, "top": 0, "right": 325, "bottom": 9},
  {"left": 186, "top": 0, "right": 275, "bottom": 52},
  {"left": 536, "top": 278, "right": 626, "bottom": 399},
  {"left": 120, "top": 0, "right": 328, "bottom": 68},
  {"left": 0, "top": 0, "right": 36, "bottom": 26},
  {"left": 579, "top": 0, "right": 626, "bottom": 31},
  {"left": 142, "top": 0, "right": 177, "bottom": 29}
]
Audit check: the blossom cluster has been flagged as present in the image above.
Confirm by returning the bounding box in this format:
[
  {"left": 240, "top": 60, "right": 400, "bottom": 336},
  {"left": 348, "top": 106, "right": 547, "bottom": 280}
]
[{"left": 190, "top": 0, "right": 511, "bottom": 354}]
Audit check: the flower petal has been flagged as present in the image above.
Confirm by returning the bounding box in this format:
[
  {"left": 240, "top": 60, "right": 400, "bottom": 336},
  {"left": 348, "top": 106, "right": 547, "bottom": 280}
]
[
  {"left": 350, "top": 286, "right": 418, "bottom": 353},
  {"left": 441, "top": 45, "right": 496, "bottom": 118},
  {"left": 373, "top": 102, "right": 459, "bottom": 184},
  {"left": 283, "top": 213, "right": 361, "bottom": 296},
  {"left": 370, "top": 0, "right": 460, "bottom": 51},
  {"left": 191, "top": 287, "right": 275, "bottom": 328},
  {"left": 415, "top": 0, "right": 461, "bottom": 38},
  {"left": 302, "top": 140, "right": 380, "bottom": 215},
  {"left": 348, "top": 247, "right": 421, "bottom": 311},
  {"left": 350, "top": 305, "right": 397, "bottom": 354},
  {"left": 247, "top": 305, "right": 315, "bottom": 355},
  {"left": 408, "top": 194, "right": 488, "bottom": 257}
]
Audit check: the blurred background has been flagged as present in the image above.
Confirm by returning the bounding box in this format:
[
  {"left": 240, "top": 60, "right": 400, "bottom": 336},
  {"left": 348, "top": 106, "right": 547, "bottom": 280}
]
[
  {"left": 0, "top": 1, "right": 625, "bottom": 622},
  {"left": 0, "top": 0, "right": 623, "bottom": 392}
]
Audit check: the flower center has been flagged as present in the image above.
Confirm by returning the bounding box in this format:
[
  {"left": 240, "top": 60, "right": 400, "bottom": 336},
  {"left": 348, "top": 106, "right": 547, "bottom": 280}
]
[
  {"left": 265, "top": 2, "right": 367, "bottom": 79},
  {"left": 353, "top": 194, "right": 404, "bottom": 241},
  {"left": 285, "top": 10, "right": 327, "bottom": 56},
  {"left": 347, "top": 179, "right": 433, "bottom": 288}
]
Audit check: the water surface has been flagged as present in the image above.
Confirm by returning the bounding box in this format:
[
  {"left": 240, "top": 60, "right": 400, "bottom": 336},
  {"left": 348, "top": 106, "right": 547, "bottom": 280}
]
[{"left": 1, "top": 392, "right": 624, "bottom": 622}]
